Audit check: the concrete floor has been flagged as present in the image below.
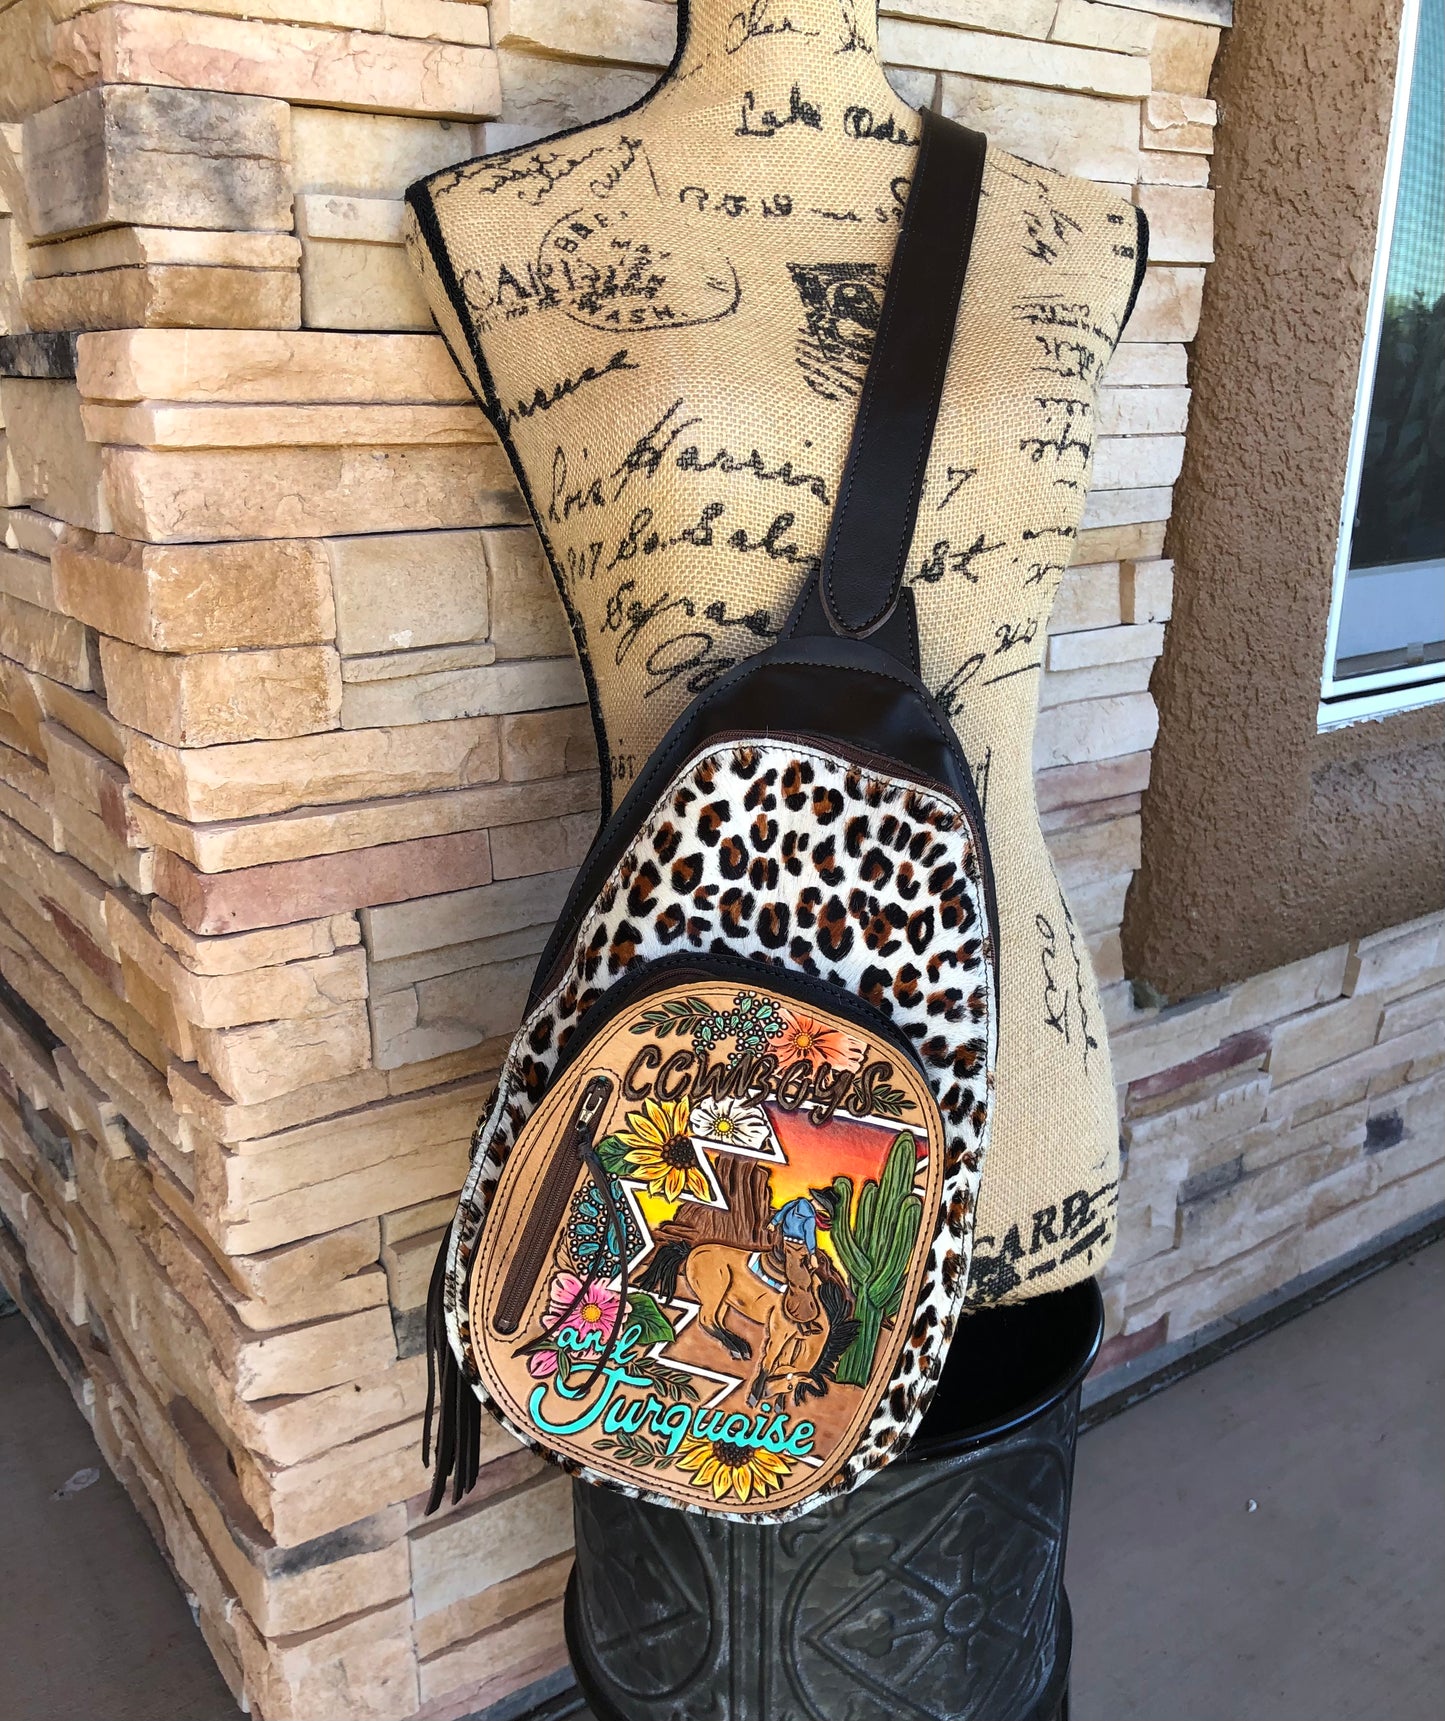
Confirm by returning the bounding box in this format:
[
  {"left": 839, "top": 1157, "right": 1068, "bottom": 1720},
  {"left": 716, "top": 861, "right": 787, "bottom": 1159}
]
[{"left": 0, "top": 1242, "right": 1439, "bottom": 1721}]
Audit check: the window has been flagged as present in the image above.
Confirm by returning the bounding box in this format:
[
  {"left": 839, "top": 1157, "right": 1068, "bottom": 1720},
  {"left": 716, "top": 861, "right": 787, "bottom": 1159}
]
[{"left": 1320, "top": 0, "right": 1445, "bottom": 727}]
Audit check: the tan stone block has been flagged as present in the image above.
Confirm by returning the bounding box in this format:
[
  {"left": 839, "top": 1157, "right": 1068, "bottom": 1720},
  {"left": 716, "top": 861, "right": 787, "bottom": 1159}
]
[
  {"left": 362, "top": 867, "right": 573, "bottom": 963},
  {"left": 1072, "top": 519, "right": 1168, "bottom": 566},
  {"left": 1093, "top": 433, "right": 1186, "bottom": 491},
  {"left": 939, "top": 71, "right": 1140, "bottom": 179},
  {"left": 1, "top": 378, "right": 109, "bottom": 531},
  {"left": 167, "top": 1398, "right": 413, "bottom": 1638},
  {"left": 489, "top": 809, "right": 596, "bottom": 882},
  {"left": 1033, "top": 691, "right": 1158, "bottom": 771},
  {"left": 201, "top": 1131, "right": 470, "bottom": 1253},
  {"left": 1379, "top": 982, "right": 1445, "bottom": 1044},
  {"left": 288, "top": 105, "right": 483, "bottom": 197},
  {"left": 340, "top": 655, "right": 584, "bottom": 727},
  {"left": 484, "top": 526, "right": 570, "bottom": 659},
  {"left": 1047, "top": 563, "right": 1122, "bottom": 635},
  {"left": 0, "top": 765, "right": 55, "bottom": 848},
  {"left": 123, "top": 713, "right": 502, "bottom": 821},
  {"left": 381, "top": 1223, "right": 441, "bottom": 1316},
  {"left": 168, "top": 1056, "right": 390, "bottom": 1145},
  {"left": 102, "top": 443, "right": 525, "bottom": 543},
  {"left": 295, "top": 192, "right": 435, "bottom": 331},
  {"left": 1139, "top": 149, "right": 1211, "bottom": 186},
  {"left": 23, "top": 266, "right": 301, "bottom": 333},
  {"left": 0, "top": 654, "right": 46, "bottom": 758},
  {"left": 1344, "top": 914, "right": 1445, "bottom": 996},
  {"left": 1135, "top": 185, "right": 1215, "bottom": 264},
  {"left": 238, "top": 1413, "right": 430, "bottom": 1547},
  {"left": 33, "top": 676, "right": 125, "bottom": 764},
  {"left": 23, "top": 1201, "right": 87, "bottom": 1324},
  {"left": 1097, "top": 386, "right": 1192, "bottom": 438},
  {"left": 134, "top": 773, "right": 594, "bottom": 872},
  {"left": 58, "top": 5, "right": 500, "bottom": 121},
  {"left": 499, "top": 704, "right": 597, "bottom": 782},
  {"left": 111, "top": 893, "right": 368, "bottom": 1030},
  {"left": 492, "top": 44, "right": 652, "bottom": 133},
  {"left": 414, "top": 1549, "right": 569, "bottom": 1660},
  {"left": 199, "top": 1076, "right": 485, "bottom": 1194},
  {"left": 28, "top": 226, "right": 301, "bottom": 277},
  {"left": 1143, "top": 91, "right": 1218, "bottom": 153},
  {"left": 82, "top": 399, "right": 489, "bottom": 449},
  {"left": 216, "top": 1353, "right": 426, "bottom": 1470},
  {"left": 1048, "top": 812, "right": 1142, "bottom": 891},
  {"left": 1035, "top": 749, "right": 1152, "bottom": 815},
  {"left": 416, "top": 1600, "right": 565, "bottom": 1709},
  {"left": 53, "top": 532, "right": 336, "bottom": 653},
  {"left": 154, "top": 828, "right": 493, "bottom": 936},
  {"left": 0, "top": 912, "right": 180, "bottom": 1148},
  {"left": 1051, "top": 0, "right": 1155, "bottom": 55},
  {"left": 1080, "top": 483, "right": 1174, "bottom": 531},
  {"left": 1102, "top": 342, "right": 1191, "bottom": 388},
  {"left": 1266, "top": 1020, "right": 1444, "bottom": 1123},
  {"left": 235, "top": 1595, "right": 419, "bottom": 1721},
  {"left": 1121, "top": 557, "right": 1174, "bottom": 623},
  {"left": 880, "top": 18, "right": 1151, "bottom": 96},
  {"left": 194, "top": 1002, "right": 371, "bottom": 1106},
  {"left": 0, "top": 806, "right": 113, "bottom": 952},
  {"left": 0, "top": 544, "right": 54, "bottom": 609},
  {"left": 372, "top": 952, "right": 532, "bottom": 1068},
  {"left": 77, "top": 328, "right": 473, "bottom": 406},
  {"left": 1150, "top": 16, "right": 1221, "bottom": 96},
  {"left": 0, "top": 592, "right": 97, "bottom": 689},
  {"left": 342, "top": 641, "right": 498, "bottom": 681},
  {"left": 39, "top": 720, "right": 134, "bottom": 838},
  {"left": 100, "top": 638, "right": 341, "bottom": 748},
  {"left": 1120, "top": 266, "right": 1205, "bottom": 343},
  {"left": 150, "top": 902, "right": 359, "bottom": 976},
  {"left": 1267, "top": 995, "right": 1384, "bottom": 1086},
  {"left": 22, "top": 84, "right": 292, "bottom": 238},
  {"left": 55, "top": 793, "right": 155, "bottom": 894},
  {"left": 368, "top": 920, "right": 549, "bottom": 994},
  {"left": 411, "top": 1474, "right": 574, "bottom": 1620},
  {"left": 1047, "top": 621, "right": 1165, "bottom": 673},
  {"left": 327, "top": 528, "right": 488, "bottom": 655},
  {"left": 1038, "top": 656, "right": 1153, "bottom": 710}
]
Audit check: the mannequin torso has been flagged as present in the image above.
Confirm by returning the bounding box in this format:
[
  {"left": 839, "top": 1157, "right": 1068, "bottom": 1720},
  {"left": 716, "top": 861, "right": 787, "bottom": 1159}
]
[{"left": 405, "top": 0, "right": 1147, "bottom": 1304}]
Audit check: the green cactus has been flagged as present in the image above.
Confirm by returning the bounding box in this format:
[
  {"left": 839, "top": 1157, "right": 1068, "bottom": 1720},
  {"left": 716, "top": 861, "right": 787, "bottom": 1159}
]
[{"left": 828, "top": 1131, "right": 923, "bottom": 1387}]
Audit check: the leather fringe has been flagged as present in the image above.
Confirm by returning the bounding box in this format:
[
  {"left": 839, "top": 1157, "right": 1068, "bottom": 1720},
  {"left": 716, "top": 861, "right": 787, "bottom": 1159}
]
[{"left": 423, "top": 1228, "right": 480, "bottom": 1515}]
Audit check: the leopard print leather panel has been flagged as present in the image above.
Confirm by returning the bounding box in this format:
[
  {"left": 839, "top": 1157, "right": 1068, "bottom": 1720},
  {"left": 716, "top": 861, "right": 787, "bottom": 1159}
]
[{"left": 442, "top": 737, "right": 998, "bottom": 1520}]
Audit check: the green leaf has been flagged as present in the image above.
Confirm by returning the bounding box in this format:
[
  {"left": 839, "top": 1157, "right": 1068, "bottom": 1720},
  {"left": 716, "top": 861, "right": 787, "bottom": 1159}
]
[
  {"left": 871, "top": 1085, "right": 917, "bottom": 1118},
  {"left": 631, "top": 997, "right": 718, "bottom": 1038},
  {"left": 595, "top": 1136, "right": 631, "bottom": 1175},
  {"left": 625, "top": 1290, "right": 676, "bottom": 1347}
]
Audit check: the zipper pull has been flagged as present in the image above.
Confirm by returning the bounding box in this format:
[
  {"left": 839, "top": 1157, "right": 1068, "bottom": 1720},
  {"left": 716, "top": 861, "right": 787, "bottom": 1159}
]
[
  {"left": 492, "top": 1074, "right": 614, "bottom": 1336},
  {"left": 570, "top": 1075, "right": 612, "bottom": 1153}
]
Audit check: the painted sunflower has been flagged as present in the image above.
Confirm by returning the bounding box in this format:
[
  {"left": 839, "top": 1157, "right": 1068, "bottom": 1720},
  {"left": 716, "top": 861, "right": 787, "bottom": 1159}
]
[
  {"left": 768, "top": 1005, "right": 864, "bottom": 1074},
  {"left": 616, "top": 1097, "right": 710, "bottom": 1203},
  {"left": 676, "top": 1435, "right": 792, "bottom": 1504}
]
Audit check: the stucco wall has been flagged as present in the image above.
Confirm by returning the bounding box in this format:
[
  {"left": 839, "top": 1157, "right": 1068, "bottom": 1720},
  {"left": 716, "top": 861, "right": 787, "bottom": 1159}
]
[{"left": 1125, "top": 0, "right": 1445, "bottom": 1001}]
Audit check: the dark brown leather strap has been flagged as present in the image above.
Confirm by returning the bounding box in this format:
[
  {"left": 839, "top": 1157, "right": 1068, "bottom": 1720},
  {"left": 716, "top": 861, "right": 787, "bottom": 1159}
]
[{"left": 819, "top": 107, "right": 987, "bottom": 638}]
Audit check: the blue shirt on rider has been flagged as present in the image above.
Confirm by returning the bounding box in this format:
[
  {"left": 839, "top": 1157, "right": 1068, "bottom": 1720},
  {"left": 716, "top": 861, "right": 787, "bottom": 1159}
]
[{"left": 773, "top": 1197, "right": 818, "bottom": 1254}]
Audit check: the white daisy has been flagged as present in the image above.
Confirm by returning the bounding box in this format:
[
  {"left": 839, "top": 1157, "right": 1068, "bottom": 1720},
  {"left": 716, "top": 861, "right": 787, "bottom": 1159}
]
[{"left": 691, "top": 1095, "right": 770, "bottom": 1152}]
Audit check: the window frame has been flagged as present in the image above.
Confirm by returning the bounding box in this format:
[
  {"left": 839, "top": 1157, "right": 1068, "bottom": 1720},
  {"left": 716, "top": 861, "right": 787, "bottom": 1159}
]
[{"left": 1318, "top": 0, "right": 1444, "bottom": 730}]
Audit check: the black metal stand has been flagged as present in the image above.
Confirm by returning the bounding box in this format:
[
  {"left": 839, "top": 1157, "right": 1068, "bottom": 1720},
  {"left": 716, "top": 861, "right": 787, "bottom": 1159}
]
[{"left": 564, "top": 1278, "right": 1102, "bottom": 1721}]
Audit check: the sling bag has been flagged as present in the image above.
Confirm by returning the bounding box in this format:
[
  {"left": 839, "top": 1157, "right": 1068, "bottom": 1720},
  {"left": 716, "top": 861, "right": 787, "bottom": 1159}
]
[{"left": 424, "top": 109, "right": 997, "bottom": 1524}]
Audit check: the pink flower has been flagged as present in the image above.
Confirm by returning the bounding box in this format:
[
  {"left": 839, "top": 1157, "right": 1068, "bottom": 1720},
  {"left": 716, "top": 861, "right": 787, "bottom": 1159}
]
[
  {"left": 548, "top": 1273, "right": 621, "bottom": 1337},
  {"left": 528, "top": 1348, "right": 559, "bottom": 1380},
  {"left": 768, "top": 1005, "right": 864, "bottom": 1074}
]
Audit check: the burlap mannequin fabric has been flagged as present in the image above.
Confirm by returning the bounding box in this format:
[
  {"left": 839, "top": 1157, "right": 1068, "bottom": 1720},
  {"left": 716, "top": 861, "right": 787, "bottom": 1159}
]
[{"left": 404, "top": 0, "right": 1145, "bottom": 1306}]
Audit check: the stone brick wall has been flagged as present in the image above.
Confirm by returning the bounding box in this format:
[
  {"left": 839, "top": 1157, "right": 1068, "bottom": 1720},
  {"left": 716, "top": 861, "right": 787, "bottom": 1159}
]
[{"left": 1, "top": 3, "right": 1438, "bottom": 1718}]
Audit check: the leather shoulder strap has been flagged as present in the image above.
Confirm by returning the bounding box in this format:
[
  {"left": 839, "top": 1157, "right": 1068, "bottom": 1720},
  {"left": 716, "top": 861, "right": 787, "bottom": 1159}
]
[{"left": 819, "top": 108, "right": 987, "bottom": 638}]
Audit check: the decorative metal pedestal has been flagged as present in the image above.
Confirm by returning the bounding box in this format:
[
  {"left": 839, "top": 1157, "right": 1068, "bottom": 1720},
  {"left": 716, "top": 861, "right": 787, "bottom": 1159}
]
[{"left": 565, "top": 1278, "right": 1103, "bottom": 1721}]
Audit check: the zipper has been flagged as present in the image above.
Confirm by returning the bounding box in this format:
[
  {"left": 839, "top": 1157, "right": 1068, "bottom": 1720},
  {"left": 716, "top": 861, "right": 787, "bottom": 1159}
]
[{"left": 492, "top": 1073, "right": 613, "bottom": 1336}]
